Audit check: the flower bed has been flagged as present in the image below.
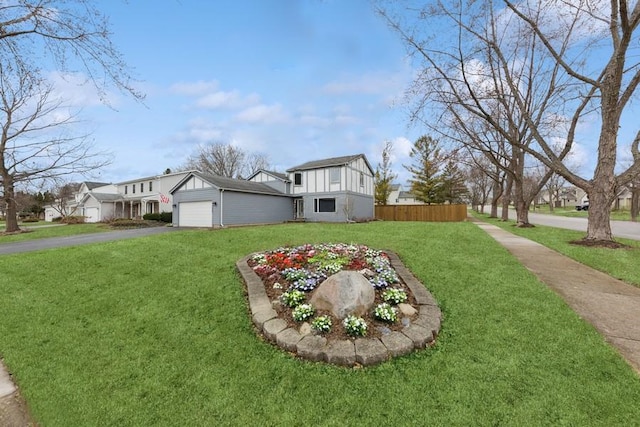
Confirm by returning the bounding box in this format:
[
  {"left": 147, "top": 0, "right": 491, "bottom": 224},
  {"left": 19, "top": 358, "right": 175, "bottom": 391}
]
[{"left": 247, "top": 243, "right": 418, "bottom": 341}]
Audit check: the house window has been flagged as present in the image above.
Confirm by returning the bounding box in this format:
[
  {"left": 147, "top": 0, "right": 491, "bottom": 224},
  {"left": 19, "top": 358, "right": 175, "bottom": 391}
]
[
  {"left": 132, "top": 184, "right": 136, "bottom": 194},
  {"left": 149, "top": 181, "right": 153, "bottom": 192},
  {"left": 314, "top": 198, "right": 336, "bottom": 213},
  {"left": 330, "top": 167, "right": 340, "bottom": 184},
  {"left": 360, "top": 172, "right": 364, "bottom": 187},
  {"left": 125, "top": 185, "right": 128, "bottom": 195},
  {"left": 141, "top": 183, "right": 144, "bottom": 193},
  {"left": 294, "top": 173, "right": 302, "bottom": 186}
]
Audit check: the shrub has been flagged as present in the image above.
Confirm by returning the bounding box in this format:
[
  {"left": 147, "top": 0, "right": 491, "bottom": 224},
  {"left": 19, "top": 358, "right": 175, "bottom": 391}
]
[
  {"left": 311, "top": 315, "right": 332, "bottom": 334},
  {"left": 22, "top": 217, "right": 40, "bottom": 223},
  {"left": 143, "top": 213, "right": 161, "bottom": 221},
  {"left": 109, "top": 219, "right": 150, "bottom": 228},
  {"left": 373, "top": 303, "right": 398, "bottom": 323},
  {"left": 281, "top": 290, "right": 306, "bottom": 308},
  {"left": 61, "top": 216, "right": 85, "bottom": 224},
  {"left": 52, "top": 217, "right": 63, "bottom": 222},
  {"left": 160, "top": 212, "right": 172, "bottom": 223},
  {"left": 382, "top": 288, "right": 408, "bottom": 305},
  {"left": 292, "top": 304, "right": 315, "bottom": 322},
  {"left": 343, "top": 315, "right": 367, "bottom": 337}
]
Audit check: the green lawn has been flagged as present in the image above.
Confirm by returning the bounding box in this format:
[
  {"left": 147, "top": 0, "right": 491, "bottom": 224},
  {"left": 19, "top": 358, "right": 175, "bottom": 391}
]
[
  {"left": 0, "top": 223, "right": 109, "bottom": 243},
  {"left": 0, "top": 222, "right": 639, "bottom": 426},
  {"left": 532, "top": 206, "right": 632, "bottom": 221},
  {"left": 472, "top": 212, "right": 640, "bottom": 287}
]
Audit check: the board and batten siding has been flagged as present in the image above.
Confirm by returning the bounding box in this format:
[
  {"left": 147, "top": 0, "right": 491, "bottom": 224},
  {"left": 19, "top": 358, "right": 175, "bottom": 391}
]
[
  {"left": 291, "top": 158, "right": 373, "bottom": 197},
  {"left": 221, "top": 192, "right": 293, "bottom": 225},
  {"left": 248, "top": 171, "right": 289, "bottom": 193}
]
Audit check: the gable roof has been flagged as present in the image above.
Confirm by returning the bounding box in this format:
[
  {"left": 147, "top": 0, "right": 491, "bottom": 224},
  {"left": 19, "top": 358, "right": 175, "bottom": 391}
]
[
  {"left": 84, "top": 181, "right": 110, "bottom": 190},
  {"left": 171, "top": 171, "right": 289, "bottom": 196},
  {"left": 80, "top": 192, "right": 122, "bottom": 204},
  {"left": 247, "top": 169, "right": 290, "bottom": 182},
  {"left": 286, "top": 154, "right": 373, "bottom": 174}
]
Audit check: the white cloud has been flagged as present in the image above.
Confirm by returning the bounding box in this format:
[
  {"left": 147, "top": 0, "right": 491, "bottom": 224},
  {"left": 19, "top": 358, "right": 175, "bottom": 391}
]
[
  {"left": 235, "top": 104, "right": 289, "bottom": 124},
  {"left": 48, "top": 71, "right": 109, "bottom": 107}
]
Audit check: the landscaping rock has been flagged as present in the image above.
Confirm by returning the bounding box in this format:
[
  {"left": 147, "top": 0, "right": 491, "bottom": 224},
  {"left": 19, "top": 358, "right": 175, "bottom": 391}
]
[
  {"left": 299, "top": 322, "right": 312, "bottom": 336},
  {"left": 376, "top": 326, "right": 392, "bottom": 336},
  {"left": 310, "top": 271, "right": 375, "bottom": 319},
  {"left": 262, "top": 318, "right": 288, "bottom": 341},
  {"left": 355, "top": 338, "right": 388, "bottom": 365},
  {"left": 297, "top": 336, "right": 328, "bottom": 362},
  {"left": 380, "top": 331, "right": 414, "bottom": 357},
  {"left": 324, "top": 340, "right": 356, "bottom": 366},
  {"left": 252, "top": 308, "right": 278, "bottom": 329},
  {"left": 276, "top": 328, "right": 303, "bottom": 352},
  {"left": 398, "top": 303, "right": 417, "bottom": 316},
  {"left": 402, "top": 324, "right": 430, "bottom": 348}
]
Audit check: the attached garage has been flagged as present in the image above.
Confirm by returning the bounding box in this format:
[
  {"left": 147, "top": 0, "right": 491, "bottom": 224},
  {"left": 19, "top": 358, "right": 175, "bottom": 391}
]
[
  {"left": 83, "top": 207, "right": 100, "bottom": 223},
  {"left": 170, "top": 171, "right": 294, "bottom": 227},
  {"left": 178, "top": 201, "right": 213, "bottom": 227}
]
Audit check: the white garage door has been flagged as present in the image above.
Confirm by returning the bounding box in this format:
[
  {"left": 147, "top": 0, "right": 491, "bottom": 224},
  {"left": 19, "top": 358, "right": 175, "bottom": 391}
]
[
  {"left": 178, "top": 201, "right": 212, "bottom": 227},
  {"left": 84, "top": 207, "right": 99, "bottom": 223}
]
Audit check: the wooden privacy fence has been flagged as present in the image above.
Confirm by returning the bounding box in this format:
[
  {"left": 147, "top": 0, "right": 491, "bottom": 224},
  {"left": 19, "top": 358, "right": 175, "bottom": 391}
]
[{"left": 375, "top": 204, "right": 468, "bottom": 222}]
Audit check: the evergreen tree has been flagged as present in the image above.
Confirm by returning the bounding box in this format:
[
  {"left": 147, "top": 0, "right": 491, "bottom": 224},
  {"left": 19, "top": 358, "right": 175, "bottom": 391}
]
[
  {"left": 404, "top": 135, "right": 446, "bottom": 204},
  {"left": 374, "top": 141, "right": 397, "bottom": 205},
  {"left": 440, "top": 156, "right": 469, "bottom": 204}
]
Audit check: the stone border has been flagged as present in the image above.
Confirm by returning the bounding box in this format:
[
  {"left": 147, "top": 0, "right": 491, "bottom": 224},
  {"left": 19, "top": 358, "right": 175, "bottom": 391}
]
[{"left": 236, "top": 250, "right": 442, "bottom": 367}]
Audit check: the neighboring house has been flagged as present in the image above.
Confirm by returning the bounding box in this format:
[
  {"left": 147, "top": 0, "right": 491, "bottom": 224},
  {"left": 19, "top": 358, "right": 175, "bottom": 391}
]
[
  {"left": 170, "top": 154, "right": 375, "bottom": 227},
  {"left": 44, "top": 171, "right": 191, "bottom": 222},
  {"left": 386, "top": 184, "right": 424, "bottom": 205}
]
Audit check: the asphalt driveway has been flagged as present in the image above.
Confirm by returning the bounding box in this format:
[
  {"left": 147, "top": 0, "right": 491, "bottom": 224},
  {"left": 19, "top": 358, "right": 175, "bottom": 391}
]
[{"left": 0, "top": 226, "right": 179, "bottom": 256}]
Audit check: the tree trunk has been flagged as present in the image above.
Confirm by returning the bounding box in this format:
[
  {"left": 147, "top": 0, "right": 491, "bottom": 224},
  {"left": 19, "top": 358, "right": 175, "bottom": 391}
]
[
  {"left": 585, "top": 189, "right": 613, "bottom": 241},
  {"left": 514, "top": 195, "right": 531, "bottom": 226},
  {"left": 2, "top": 175, "right": 20, "bottom": 232},
  {"left": 501, "top": 175, "right": 512, "bottom": 221},
  {"left": 631, "top": 186, "right": 640, "bottom": 222},
  {"left": 490, "top": 179, "right": 501, "bottom": 218}
]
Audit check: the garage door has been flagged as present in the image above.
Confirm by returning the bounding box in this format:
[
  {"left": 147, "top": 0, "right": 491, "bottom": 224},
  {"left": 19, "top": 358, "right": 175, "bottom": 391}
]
[
  {"left": 84, "top": 207, "right": 99, "bottom": 223},
  {"left": 178, "top": 201, "right": 212, "bottom": 227}
]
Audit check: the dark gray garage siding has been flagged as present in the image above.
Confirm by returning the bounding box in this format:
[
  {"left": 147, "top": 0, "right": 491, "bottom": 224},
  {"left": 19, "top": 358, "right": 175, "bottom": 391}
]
[{"left": 222, "top": 191, "right": 293, "bottom": 225}]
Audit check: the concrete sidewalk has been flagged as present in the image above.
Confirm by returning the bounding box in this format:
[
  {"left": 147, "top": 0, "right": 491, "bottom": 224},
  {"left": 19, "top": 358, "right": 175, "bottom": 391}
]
[{"left": 472, "top": 219, "right": 640, "bottom": 375}]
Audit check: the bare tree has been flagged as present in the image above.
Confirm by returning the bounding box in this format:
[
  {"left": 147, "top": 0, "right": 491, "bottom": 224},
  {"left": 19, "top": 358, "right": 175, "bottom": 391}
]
[
  {"left": 0, "top": 63, "right": 110, "bottom": 232},
  {"left": 47, "top": 179, "right": 80, "bottom": 219},
  {"left": 374, "top": 140, "right": 397, "bottom": 205},
  {"left": 181, "top": 143, "right": 271, "bottom": 179},
  {"left": 380, "top": 0, "right": 640, "bottom": 243},
  {"left": 0, "top": 0, "right": 143, "bottom": 103}
]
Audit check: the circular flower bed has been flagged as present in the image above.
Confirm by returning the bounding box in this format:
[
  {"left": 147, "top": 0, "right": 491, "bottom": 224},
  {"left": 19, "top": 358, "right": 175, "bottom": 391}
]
[{"left": 247, "top": 243, "right": 418, "bottom": 341}]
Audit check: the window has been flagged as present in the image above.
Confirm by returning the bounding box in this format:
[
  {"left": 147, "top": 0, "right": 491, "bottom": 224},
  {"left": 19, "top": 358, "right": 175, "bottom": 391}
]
[
  {"left": 360, "top": 172, "right": 364, "bottom": 187},
  {"left": 125, "top": 185, "right": 128, "bottom": 195},
  {"left": 294, "top": 173, "right": 302, "bottom": 186},
  {"left": 132, "top": 184, "right": 136, "bottom": 194},
  {"left": 330, "top": 167, "right": 340, "bottom": 184},
  {"left": 141, "top": 183, "right": 144, "bottom": 193},
  {"left": 149, "top": 181, "right": 153, "bottom": 191},
  {"left": 314, "top": 198, "right": 336, "bottom": 213}
]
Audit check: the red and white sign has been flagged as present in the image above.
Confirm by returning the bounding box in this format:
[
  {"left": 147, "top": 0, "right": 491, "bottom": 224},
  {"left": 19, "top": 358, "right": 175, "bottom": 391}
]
[{"left": 160, "top": 194, "right": 170, "bottom": 204}]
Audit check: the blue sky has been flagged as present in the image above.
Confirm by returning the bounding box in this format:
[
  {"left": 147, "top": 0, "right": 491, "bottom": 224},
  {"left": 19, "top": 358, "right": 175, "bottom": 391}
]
[{"left": 71, "top": 0, "right": 420, "bottom": 185}]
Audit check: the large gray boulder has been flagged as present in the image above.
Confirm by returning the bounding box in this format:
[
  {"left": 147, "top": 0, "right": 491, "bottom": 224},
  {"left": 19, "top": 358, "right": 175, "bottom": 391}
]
[{"left": 310, "top": 271, "right": 375, "bottom": 319}]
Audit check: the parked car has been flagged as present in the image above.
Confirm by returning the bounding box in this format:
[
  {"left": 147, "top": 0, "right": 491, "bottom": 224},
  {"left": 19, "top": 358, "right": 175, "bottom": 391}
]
[{"left": 576, "top": 203, "right": 589, "bottom": 211}]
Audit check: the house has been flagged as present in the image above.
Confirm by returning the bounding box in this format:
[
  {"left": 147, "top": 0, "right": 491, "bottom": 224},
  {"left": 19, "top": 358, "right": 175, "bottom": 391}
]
[
  {"left": 387, "top": 184, "right": 424, "bottom": 205},
  {"left": 284, "top": 154, "right": 375, "bottom": 222},
  {"left": 44, "top": 171, "right": 191, "bottom": 222},
  {"left": 170, "top": 154, "right": 375, "bottom": 227}
]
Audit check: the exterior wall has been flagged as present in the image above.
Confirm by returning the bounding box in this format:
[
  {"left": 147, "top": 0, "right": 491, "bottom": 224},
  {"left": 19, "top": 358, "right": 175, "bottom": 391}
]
[
  {"left": 290, "top": 158, "right": 374, "bottom": 198},
  {"left": 298, "top": 191, "right": 373, "bottom": 222},
  {"left": 172, "top": 188, "right": 220, "bottom": 227},
  {"left": 222, "top": 192, "right": 293, "bottom": 225},
  {"left": 249, "top": 172, "right": 289, "bottom": 193}
]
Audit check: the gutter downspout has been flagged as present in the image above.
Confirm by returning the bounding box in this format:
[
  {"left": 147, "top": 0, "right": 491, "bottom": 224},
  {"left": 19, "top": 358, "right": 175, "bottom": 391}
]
[{"left": 219, "top": 189, "right": 224, "bottom": 227}]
